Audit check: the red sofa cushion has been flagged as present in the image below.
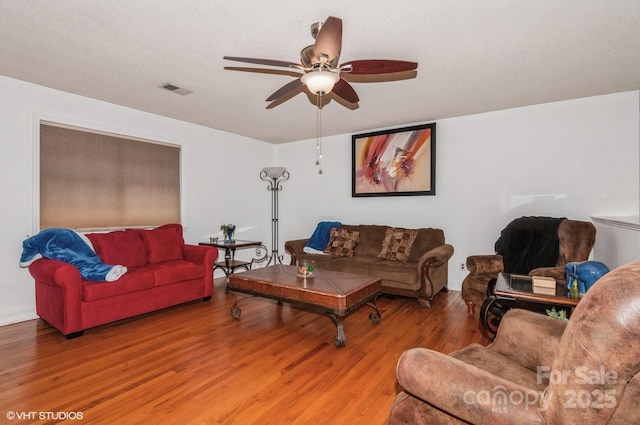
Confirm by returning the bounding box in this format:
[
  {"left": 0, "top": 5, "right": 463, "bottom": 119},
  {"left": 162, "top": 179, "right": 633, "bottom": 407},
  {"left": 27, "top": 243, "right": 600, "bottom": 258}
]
[
  {"left": 82, "top": 269, "right": 156, "bottom": 301},
  {"left": 147, "top": 260, "right": 204, "bottom": 286},
  {"left": 86, "top": 229, "right": 147, "bottom": 268},
  {"left": 142, "top": 225, "right": 184, "bottom": 263}
]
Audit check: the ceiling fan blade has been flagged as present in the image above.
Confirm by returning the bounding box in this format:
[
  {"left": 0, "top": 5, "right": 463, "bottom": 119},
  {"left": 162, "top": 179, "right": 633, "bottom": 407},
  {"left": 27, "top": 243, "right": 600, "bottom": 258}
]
[
  {"left": 223, "top": 56, "right": 303, "bottom": 70},
  {"left": 224, "top": 66, "right": 303, "bottom": 78},
  {"left": 331, "top": 93, "right": 360, "bottom": 111},
  {"left": 266, "top": 78, "right": 304, "bottom": 102},
  {"left": 342, "top": 59, "right": 418, "bottom": 74},
  {"left": 266, "top": 85, "right": 305, "bottom": 109},
  {"left": 341, "top": 69, "right": 417, "bottom": 84},
  {"left": 332, "top": 79, "right": 359, "bottom": 104},
  {"left": 314, "top": 17, "right": 342, "bottom": 62}
]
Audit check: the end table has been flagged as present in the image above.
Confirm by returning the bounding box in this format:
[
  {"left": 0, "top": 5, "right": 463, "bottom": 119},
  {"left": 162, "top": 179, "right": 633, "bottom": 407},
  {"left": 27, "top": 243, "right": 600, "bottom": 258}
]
[
  {"left": 199, "top": 239, "right": 268, "bottom": 291},
  {"left": 480, "top": 272, "right": 579, "bottom": 339}
]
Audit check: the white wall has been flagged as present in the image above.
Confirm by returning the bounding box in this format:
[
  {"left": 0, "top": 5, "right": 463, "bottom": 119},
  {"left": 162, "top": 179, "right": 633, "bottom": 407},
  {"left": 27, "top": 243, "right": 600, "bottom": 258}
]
[
  {"left": 0, "top": 76, "right": 273, "bottom": 325},
  {"left": 275, "top": 91, "right": 640, "bottom": 290},
  {"left": 1, "top": 75, "right": 637, "bottom": 326}
]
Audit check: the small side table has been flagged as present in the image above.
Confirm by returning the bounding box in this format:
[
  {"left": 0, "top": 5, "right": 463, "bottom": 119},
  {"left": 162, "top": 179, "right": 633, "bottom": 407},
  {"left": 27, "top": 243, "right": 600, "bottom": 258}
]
[
  {"left": 199, "top": 240, "right": 267, "bottom": 291},
  {"left": 480, "top": 272, "right": 579, "bottom": 339}
]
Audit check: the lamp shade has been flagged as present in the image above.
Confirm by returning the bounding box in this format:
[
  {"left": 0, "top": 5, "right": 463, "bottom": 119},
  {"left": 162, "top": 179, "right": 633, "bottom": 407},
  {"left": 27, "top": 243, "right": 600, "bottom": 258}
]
[
  {"left": 301, "top": 70, "right": 340, "bottom": 94},
  {"left": 262, "top": 166, "right": 287, "bottom": 179}
]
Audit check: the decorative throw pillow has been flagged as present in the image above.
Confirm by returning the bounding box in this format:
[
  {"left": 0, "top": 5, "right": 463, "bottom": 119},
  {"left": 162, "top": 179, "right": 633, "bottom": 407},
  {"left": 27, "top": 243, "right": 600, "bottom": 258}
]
[
  {"left": 86, "top": 229, "right": 147, "bottom": 268},
  {"left": 143, "top": 227, "right": 184, "bottom": 263},
  {"left": 378, "top": 227, "right": 418, "bottom": 262},
  {"left": 323, "top": 228, "right": 360, "bottom": 257}
]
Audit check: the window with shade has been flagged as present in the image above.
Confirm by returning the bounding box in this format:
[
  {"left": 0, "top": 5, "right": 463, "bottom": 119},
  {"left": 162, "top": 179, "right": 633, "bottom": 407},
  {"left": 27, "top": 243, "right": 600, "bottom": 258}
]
[{"left": 39, "top": 122, "right": 181, "bottom": 230}]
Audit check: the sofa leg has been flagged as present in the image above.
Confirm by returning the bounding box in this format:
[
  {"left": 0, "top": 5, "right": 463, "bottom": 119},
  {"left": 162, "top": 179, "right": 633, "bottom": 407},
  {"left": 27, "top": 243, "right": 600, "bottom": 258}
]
[
  {"left": 202, "top": 296, "right": 212, "bottom": 302},
  {"left": 417, "top": 298, "right": 432, "bottom": 309},
  {"left": 65, "top": 331, "right": 84, "bottom": 339},
  {"left": 465, "top": 300, "right": 476, "bottom": 316}
]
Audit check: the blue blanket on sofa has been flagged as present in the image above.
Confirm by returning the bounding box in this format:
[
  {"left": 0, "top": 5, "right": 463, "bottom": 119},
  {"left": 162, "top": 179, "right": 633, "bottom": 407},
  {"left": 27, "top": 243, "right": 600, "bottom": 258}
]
[
  {"left": 19, "top": 228, "right": 127, "bottom": 282},
  {"left": 303, "top": 221, "right": 342, "bottom": 254}
]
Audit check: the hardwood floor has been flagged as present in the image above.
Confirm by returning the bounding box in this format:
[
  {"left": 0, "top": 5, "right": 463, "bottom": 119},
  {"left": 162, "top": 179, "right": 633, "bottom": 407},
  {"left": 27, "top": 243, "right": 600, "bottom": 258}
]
[{"left": 0, "top": 280, "right": 489, "bottom": 424}]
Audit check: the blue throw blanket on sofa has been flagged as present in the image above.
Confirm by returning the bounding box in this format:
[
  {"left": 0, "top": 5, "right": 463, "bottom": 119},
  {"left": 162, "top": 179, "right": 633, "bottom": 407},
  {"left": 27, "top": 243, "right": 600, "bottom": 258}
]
[
  {"left": 303, "top": 221, "right": 342, "bottom": 254},
  {"left": 19, "top": 228, "right": 127, "bottom": 282}
]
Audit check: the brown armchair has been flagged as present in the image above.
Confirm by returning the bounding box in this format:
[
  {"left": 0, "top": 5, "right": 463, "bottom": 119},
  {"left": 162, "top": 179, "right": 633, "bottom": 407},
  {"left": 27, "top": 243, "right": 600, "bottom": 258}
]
[
  {"left": 461, "top": 218, "right": 595, "bottom": 316},
  {"left": 389, "top": 260, "right": 640, "bottom": 425}
]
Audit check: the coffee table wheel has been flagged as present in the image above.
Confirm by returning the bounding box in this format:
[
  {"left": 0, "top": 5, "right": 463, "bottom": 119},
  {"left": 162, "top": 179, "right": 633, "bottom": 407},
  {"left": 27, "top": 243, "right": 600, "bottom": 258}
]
[
  {"left": 369, "top": 311, "right": 381, "bottom": 323},
  {"left": 230, "top": 306, "right": 241, "bottom": 319}
]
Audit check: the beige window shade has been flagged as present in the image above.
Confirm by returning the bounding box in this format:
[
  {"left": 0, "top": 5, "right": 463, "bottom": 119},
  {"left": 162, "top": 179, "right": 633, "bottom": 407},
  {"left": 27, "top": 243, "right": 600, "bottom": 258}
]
[{"left": 40, "top": 123, "right": 180, "bottom": 230}]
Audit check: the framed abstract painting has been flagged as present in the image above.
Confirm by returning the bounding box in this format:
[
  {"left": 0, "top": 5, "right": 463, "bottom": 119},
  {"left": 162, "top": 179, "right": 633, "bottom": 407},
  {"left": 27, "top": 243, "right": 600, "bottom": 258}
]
[{"left": 352, "top": 123, "right": 436, "bottom": 197}]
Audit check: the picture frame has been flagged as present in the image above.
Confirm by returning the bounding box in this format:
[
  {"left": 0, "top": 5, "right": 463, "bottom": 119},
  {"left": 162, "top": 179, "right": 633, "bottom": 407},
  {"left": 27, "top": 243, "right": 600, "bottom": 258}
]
[{"left": 352, "top": 122, "right": 436, "bottom": 197}]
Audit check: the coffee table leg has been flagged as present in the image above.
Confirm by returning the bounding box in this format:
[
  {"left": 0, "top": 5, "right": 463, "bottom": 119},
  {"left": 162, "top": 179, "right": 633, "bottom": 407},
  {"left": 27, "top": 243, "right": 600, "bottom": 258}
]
[
  {"left": 230, "top": 292, "right": 241, "bottom": 319},
  {"left": 367, "top": 296, "right": 382, "bottom": 323},
  {"left": 326, "top": 313, "right": 346, "bottom": 347}
]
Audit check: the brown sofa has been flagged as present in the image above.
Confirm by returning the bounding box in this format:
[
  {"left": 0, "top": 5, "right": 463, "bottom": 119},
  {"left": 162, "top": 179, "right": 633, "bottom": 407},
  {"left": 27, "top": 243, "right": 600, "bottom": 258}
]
[
  {"left": 390, "top": 260, "right": 640, "bottom": 424},
  {"left": 284, "top": 224, "right": 454, "bottom": 308},
  {"left": 462, "top": 218, "right": 596, "bottom": 316}
]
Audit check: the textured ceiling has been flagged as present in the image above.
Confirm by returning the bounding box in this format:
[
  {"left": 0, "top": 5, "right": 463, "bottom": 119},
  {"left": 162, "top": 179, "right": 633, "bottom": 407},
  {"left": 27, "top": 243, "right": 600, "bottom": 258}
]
[{"left": 1, "top": 0, "right": 639, "bottom": 143}]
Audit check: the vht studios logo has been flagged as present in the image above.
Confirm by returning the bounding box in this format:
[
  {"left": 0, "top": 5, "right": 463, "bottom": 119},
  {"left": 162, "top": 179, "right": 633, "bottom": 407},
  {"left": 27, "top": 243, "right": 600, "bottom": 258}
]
[{"left": 6, "top": 411, "right": 84, "bottom": 421}]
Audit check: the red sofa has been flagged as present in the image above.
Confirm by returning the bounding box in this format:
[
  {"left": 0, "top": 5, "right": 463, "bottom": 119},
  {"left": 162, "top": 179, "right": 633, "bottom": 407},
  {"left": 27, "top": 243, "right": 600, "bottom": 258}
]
[{"left": 27, "top": 223, "right": 218, "bottom": 338}]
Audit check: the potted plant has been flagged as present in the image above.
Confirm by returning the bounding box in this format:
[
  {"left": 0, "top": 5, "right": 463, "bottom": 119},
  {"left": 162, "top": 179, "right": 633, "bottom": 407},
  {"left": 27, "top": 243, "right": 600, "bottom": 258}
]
[
  {"left": 220, "top": 224, "right": 236, "bottom": 243},
  {"left": 545, "top": 307, "right": 568, "bottom": 321}
]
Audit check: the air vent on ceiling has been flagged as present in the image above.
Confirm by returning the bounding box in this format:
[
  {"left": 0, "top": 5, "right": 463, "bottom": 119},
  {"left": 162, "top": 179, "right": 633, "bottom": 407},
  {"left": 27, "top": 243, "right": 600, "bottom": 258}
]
[{"left": 161, "top": 83, "right": 193, "bottom": 96}]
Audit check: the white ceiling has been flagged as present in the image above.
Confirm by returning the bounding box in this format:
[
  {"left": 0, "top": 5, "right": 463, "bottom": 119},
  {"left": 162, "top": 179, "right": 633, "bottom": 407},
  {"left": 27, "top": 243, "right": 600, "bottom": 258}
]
[{"left": 1, "top": 0, "right": 639, "bottom": 144}]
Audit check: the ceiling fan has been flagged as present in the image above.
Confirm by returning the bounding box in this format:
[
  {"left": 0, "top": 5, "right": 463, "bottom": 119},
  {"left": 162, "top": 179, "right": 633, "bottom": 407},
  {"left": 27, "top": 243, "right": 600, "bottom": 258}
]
[{"left": 223, "top": 16, "right": 418, "bottom": 109}]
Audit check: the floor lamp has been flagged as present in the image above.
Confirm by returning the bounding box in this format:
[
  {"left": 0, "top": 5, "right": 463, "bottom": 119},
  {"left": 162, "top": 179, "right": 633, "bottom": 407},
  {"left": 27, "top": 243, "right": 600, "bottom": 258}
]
[{"left": 260, "top": 167, "right": 290, "bottom": 265}]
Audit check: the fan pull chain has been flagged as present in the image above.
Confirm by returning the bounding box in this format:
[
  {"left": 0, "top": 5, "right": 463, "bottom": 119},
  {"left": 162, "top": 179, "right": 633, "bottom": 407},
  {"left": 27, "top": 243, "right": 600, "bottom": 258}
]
[{"left": 315, "top": 93, "right": 323, "bottom": 174}]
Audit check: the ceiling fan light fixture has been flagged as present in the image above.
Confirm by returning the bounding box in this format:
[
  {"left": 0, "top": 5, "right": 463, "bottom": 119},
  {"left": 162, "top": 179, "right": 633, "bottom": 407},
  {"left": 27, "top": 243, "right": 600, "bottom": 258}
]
[
  {"left": 224, "top": 16, "right": 418, "bottom": 175},
  {"left": 301, "top": 70, "right": 340, "bottom": 94}
]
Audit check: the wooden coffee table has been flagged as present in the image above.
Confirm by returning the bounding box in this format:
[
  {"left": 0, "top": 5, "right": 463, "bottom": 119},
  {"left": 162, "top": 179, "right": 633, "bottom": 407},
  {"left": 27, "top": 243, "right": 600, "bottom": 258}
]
[{"left": 227, "top": 265, "right": 382, "bottom": 347}]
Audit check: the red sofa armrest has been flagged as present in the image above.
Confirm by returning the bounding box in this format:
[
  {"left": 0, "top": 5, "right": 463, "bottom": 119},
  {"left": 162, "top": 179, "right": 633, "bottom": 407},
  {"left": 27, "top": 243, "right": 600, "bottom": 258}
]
[
  {"left": 28, "top": 258, "right": 83, "bottom": 297},
  {"left": 182, "top": 244, "right": 218, "bottom": 294},
  {"left": 28, "top": 258, "right": 84, "bottom": 334},
  {"left": 182, "top": 244, "right": 218, "bottom": 266}
]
